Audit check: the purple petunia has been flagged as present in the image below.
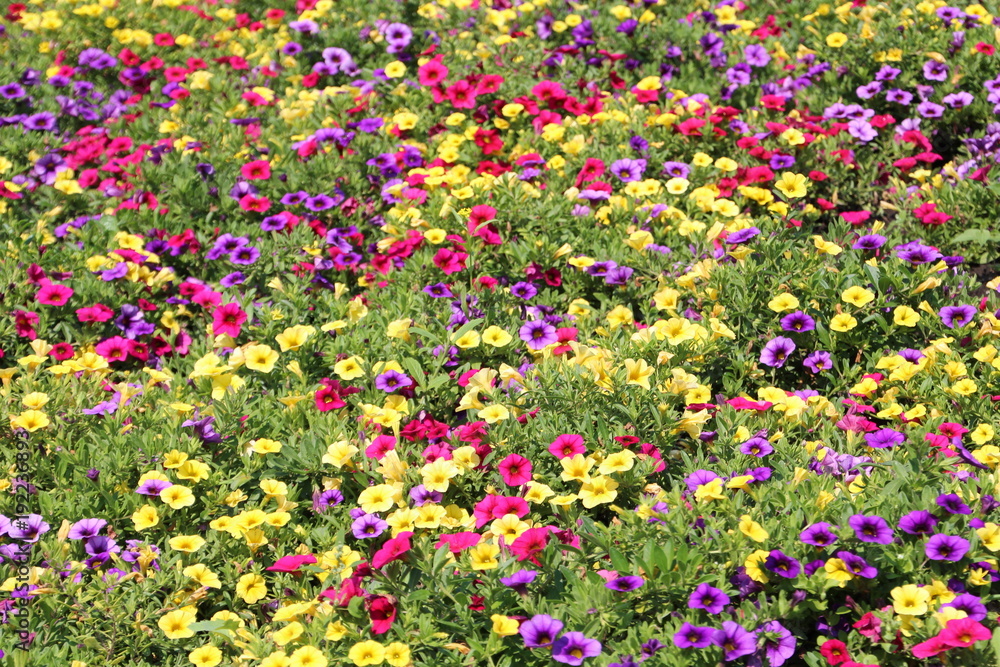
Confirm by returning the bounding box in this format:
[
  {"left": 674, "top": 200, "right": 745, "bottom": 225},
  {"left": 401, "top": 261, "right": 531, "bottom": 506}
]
[
  {"left": 763, "top": 550, "right": 801, "bottom": 578},
  {"left": 673, "top": 623, "right": 715, "bottom": 649},
  {"left": 898, "top": 510, "right": 938, "bottom": 535},
  {"left": 740, "top": 437, "right": 773, "bottom": 458},
  {"left": 375, "top": 370, "right": 412, "bottom": 393},
  {"left": 760, "top": 337, "right": 796, "bottom": 368},
  {"left": 803, "top": 350, "right": 833, "bottom": 373},
  {"left": 725, "top": 227, "right": 761, "bottom": 244},
  {"left": 68, "top": 518, "right": 107, "bottom": 540},
  {"left": 925, "top": 534, "right": 970, "bottom": 561},
  {"left": 552, "top": 632, "right": 602, "bottom": 664},
  {"left": 351, "top": 513, "right": 388, "bottom": 539},
  {"left": 864, "top": 428, "right": 906, "bottom": 449},
  {"left": 940, "top": 305, "right": 976, "bottom": 328},
  {"left": 713, "top": 621, "right": 757, "bottom": 661},
  {"left": 687, "top": 583, "right": 730, "bottom": 614},
  {"left": 606, "top": 575, "right": 644, "bottom": 592},
  {"left": 848, "top": 514, "right": 894, "bottom": 544},
  {"left": 520, "top": 321, "right": 558, "bottom": 350},
  {"left": 937, "top": 493, "right": 972, "bottom": 515},
  {"left": 756, "top": 621, "right": 796, "bottom": 667},
  {"left": 779, "top": 311, "right": 815, "bottom": 333},
  {"left": 520, "top": 614, "right": 563, "bottom": 648},
  {"left": 800, "top": 522, "right": 838, "bottom": 547}
]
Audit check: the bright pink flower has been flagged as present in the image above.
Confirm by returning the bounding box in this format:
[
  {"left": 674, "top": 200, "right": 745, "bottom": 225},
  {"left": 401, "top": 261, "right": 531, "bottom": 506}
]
[
  {"left": 238, "top": 194, "right": 271, "bottom": 213},
  {"left": 212, "top": 302, "right": 246, "bottom": 337},
  {"left": 436, "top": 532, "right": 481, "bottom": 553},
  {"left": 192, "top": 289, "right": 222, "bottom": 311},
  {"left": 365, "top": 435, "right": 397, "bottom": 460},
  {"left": 432, "top": 248, "right": 468, "bottom": 274},
  {"left": 36, "top": 282, "right": 73, "bottom": 306},
  {"left": 240, "top": 159, "right": 271, "bottom": 180},
  {"left": 474, "top": 495, "right": 529, "bottom": 528},
  {"left": 911, "top": 636, "right": 950, "bottom": 658},
  {"left": 266, "top": 554, "right": 317, "bottom": 572},
  {"left": 549, "top": 434, "right": 586, "bottom": 459},
  {"left": 820, "top": 639, "right": 851, "bottom": 665},
  {"left": 852, "top": 612, "right": 882, "bottom": 641},
  {"left": 95, "top": 336, "right": 131, "bottom": 362},
  {"left": 939, "top": 617, "right": 991, "bottom": 648},
  {"left": 509, "top": 527, "right": 550, "bottom": 565},
  {"left": 76, "top": 303, "right": 115, "bottom": 323},
  {"left": 371, "top": 532, "right": 413, "bottom": 569},
  {"left": 498, "top": 454, "right": 532, "bottom": 486},
  {"left": 418, "top": 57, "right": 448, "bottom": 86}
]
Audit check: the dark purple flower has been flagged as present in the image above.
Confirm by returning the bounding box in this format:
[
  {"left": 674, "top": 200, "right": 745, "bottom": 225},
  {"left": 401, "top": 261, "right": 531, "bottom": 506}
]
[
  {"left": 673, "top": 623, "right": 715, "bottom": 649},
  {"left": 520, "top": 614, "right": 563, "bottom": 648},
  {"left": 848, "top": 514, "right": 894, "bottom": 544},
  {"left": 687, "top": 583, "right": 729, "bottom": 614},
  {"left": 423, "top": 283, "right": 454, "bottom": 298},
  {"left": 937, "top": 493, "right": 972, "bottom": 515},
  {"left": 606, "top": 575, "right": 644, "bottom": 592},
  {"left": 764, "top": 550, "right": 801, "bottom": 578},
  {"left": 511, "top": 282, "right": 538, "bottom": 300},
  {"left": 760, "top": 337, "right": 796, "bottom": 368},
  {"left": 779, "top": 311, "right": 815, "bottom": 333},
  {"left": 926, "top": 534, "right": 969, "bottom": 561},
  {"left": 800, "top": 522, "right": 838, "bottom": 547},
  {"left": 552, "top": 631, "right": 602, "bottom": 664},
  {"left": 713, "top": 621, "right": 756, "bottom": 661}
]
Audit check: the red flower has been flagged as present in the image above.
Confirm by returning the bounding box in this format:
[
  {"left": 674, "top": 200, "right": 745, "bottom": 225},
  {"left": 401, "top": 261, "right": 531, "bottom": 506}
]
[
  {"left": 368, "top": 596, "right": 397, "bottom": 634},
  {"left": 975, "top": 42, "right": 996, "bottom": 55}
]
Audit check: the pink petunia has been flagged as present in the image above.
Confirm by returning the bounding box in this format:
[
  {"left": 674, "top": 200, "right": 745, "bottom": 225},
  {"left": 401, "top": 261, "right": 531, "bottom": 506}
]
[
  {"left": 76, "top": 303, "right": 115, "bottom": 323},
  {"left": 212, "top": 302, "right": 246, "bottom": 338},
  {"left": 371, "top": 532, "right": 413, "bottom": 569},
  {"left": 939, "top": 617, "right": 991, "bottom": 648},
  {"left": 240, "top": 159, "right": 271, "bottom": 180},
  {"left": 435, "top": 532, "right": 481, "bottom": 553},
  {"left": 266, "top": 554, "right": 317, "bottom": 573},
  {"left": 36, "top": 282, "right": 74, "bottom": 306},
  {"left": 498, "top": 454, "right": 532, "bottom": 487},
  {"left": 549, "top": 434, "right": 586, "bottom": 459}
]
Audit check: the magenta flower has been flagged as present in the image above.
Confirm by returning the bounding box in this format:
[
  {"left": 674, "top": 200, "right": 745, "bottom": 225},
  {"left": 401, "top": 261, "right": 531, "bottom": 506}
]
[
  {"left": 36, "top": 282, "right": 74, "bottom": 306},
  {"left": 498, "top": 453, "right": 533, "bottom": 486}
]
